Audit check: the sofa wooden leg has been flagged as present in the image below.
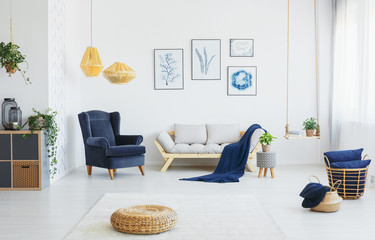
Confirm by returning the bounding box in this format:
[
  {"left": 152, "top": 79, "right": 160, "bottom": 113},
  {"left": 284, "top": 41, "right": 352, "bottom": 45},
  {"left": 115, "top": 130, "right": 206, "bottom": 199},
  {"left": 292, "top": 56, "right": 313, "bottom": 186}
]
[
  {"left": 113, "top": 169, "right": 117, "bottom": 172},
  {"left": 161, "top": 157, "right": 174, "bottom": 172},
  {"left": 138, "top": 165, "right": 145, "bottom": 176},
  {"left": 108, "top": 169, "right": 114, "bottom": 180},
  {"left": 87, "top": 165, "right": 92, "bottom": 175}
]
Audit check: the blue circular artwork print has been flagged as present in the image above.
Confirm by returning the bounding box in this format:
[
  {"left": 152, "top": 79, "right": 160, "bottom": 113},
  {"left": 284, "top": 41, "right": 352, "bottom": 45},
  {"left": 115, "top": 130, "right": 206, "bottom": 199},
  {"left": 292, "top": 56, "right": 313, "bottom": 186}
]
[{"left": 231, "top": 70, "right": 252, "bottom": 90}]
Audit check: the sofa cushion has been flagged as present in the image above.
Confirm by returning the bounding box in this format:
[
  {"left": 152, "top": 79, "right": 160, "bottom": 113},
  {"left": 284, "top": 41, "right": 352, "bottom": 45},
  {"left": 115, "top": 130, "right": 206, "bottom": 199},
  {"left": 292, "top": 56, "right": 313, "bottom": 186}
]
[
  {"left": 324, "top": 149, "right": 363, "bottom": 163},
  {"left": 330, "top": 159, "right": 371, "bottom": 169},
  {"left": 105, "top": 145, "right": 145, "bottom": 157},
  {"left": 171, "top": 143, "right": 231, "bottom": 154},
  {"left": 174, "top": 124, "right": 207, "bottom": 144},
  {"left": 206, "top": 124, "right": 240, "bottom": 144},
  {"left": 157, "top": 131, "right": 175, "bottom": 152}
]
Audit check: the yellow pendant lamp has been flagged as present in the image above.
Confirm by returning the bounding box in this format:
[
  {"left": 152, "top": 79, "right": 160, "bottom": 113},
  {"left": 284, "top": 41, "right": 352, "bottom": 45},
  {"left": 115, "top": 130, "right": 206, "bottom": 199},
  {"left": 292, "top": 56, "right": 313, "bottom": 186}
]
[
  {"left": 80, "top": 0, "right": 103, "bottom": 77},
  {"left": 103, "top": 62, "right": 136, "bottom": 84}
]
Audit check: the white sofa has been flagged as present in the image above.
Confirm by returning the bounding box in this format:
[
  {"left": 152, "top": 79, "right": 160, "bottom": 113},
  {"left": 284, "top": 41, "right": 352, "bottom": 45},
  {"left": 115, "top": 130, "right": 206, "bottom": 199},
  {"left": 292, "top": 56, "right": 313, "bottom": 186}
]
[{"left": 155, "top": 124, "right": 265, "bottom": 172}]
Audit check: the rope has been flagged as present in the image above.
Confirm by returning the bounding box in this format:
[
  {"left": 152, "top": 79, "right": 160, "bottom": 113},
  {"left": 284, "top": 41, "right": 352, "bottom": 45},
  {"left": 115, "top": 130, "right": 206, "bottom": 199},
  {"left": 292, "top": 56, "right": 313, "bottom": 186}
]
[
  {"left": 10, "top": 0, "right": 13, "bottom": 43},
  {"left": 91, "top": 0, "right": 93, "bottom": 47},
  {"left": 285, "top": 0, "right": 290, "bottom": 136},
  {"left": 314, "top": 0, "right": 320, "bottom": 136}
]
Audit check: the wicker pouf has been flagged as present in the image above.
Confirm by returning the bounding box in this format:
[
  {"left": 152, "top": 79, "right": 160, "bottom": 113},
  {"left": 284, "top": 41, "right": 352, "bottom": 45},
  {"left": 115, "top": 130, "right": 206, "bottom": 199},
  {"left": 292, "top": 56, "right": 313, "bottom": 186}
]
[{"left": 110, "top": 205, "right": 178, "bottom": 235}]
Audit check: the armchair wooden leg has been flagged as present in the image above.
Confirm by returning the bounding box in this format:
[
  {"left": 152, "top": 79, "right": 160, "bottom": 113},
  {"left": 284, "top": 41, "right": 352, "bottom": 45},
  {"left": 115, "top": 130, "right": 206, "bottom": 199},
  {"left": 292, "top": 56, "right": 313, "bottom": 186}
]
[
  {"left": 87, "top": 165, "right": 92, "bottom": 175},
  {"left": 108, "top": 169, "right": 114, "bottom": 180},
  {"left": 138, "top": 165, "right": 145, "bottom": 176}
]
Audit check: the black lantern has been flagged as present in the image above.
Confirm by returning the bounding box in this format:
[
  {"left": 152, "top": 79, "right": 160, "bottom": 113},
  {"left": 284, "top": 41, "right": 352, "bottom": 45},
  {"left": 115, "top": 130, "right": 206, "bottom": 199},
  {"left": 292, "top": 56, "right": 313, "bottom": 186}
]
[{"left": 8, "top": 107, "right": 22, "bottom": 130}]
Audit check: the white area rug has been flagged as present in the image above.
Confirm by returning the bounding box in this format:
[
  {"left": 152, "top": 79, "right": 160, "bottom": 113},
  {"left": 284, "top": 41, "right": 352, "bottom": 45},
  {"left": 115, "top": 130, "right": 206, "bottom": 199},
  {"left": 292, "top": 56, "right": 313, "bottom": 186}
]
[{"left": 65, "top": 193, "right": 285, "bottom": 240}]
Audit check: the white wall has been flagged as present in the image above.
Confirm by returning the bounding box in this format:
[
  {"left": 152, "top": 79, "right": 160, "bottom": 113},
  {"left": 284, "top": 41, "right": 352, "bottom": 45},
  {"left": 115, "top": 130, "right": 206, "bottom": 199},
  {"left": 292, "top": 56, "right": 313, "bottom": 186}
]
[
  {"left": 61, "top": 0, "right": 333, "bottom": 168},
  {"left": 0, "top": 0, "right": 49, "bottom": 124}
]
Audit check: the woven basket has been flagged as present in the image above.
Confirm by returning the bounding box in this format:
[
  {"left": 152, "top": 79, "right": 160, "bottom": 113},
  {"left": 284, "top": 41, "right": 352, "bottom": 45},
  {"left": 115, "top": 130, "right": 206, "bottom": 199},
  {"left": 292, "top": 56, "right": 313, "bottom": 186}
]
[
  {"left": 13, "top": 161, "right": 39, "bottom": 188},
  {"left": 111, "top": 205, "right": 178, "bottom": 235},
  {"left": 309, "top": 176, "right": 342, "bottom": 213},
  {"left": 324, "top": 155, "right": 369, "bottom": 199}
]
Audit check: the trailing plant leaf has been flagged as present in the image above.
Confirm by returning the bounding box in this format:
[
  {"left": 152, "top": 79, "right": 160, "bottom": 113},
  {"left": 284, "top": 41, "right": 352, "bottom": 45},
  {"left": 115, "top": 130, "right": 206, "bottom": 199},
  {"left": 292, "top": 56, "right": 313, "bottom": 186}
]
[
  {"left": 259, "top": 132, "right": 277, "bottom": 145},
  {"left": 22, "top": 108, "right": 59, "bottom": 178},
  {"left": 302, "top": 117, "right": 317, "bottom": 130},
  {"left": 0, "top": 42, "right": 31, "bottom": 84}
]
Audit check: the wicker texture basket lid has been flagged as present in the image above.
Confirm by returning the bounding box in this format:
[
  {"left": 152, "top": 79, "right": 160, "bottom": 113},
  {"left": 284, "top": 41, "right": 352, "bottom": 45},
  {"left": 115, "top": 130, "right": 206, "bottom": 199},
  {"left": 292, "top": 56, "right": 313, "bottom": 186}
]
[
  {"left": 80, "top": 47, "right": 104, "bottom": 77},
  {"left": 111, "top": 205, "right": 178, "bottom": 235},
  {"left": 103, "top": 62, "right": 136, "bottom": 84}
]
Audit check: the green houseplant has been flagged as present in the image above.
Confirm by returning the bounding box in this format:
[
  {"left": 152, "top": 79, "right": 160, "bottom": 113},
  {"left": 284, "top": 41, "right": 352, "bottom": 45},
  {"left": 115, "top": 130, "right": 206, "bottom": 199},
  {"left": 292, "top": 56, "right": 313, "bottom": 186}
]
[
  {"left": 303, "top": 117, "right": 317, "bottom": 137},
  {"left": 259, "top": 132, "right": 277, "bottom": 152},
  {"left": 0, "top": 42, "right": 31, "bottom": 84},
  {"left": 22, "top": 108, "right": 59, "bottom": 177}
]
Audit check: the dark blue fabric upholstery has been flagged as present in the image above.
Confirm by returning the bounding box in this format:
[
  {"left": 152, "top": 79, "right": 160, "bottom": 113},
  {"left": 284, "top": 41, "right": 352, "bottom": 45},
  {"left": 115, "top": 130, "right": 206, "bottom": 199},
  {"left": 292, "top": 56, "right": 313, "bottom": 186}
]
[
  {"left": 78, "top": 110, "right": 145, "bottom": 172},
  {"left": 106, "top": 145, "right": 146, "bottom": 157},
  {"left": 116, "top": 135, "right": 143, "bottom": 145},
  {"left": 300, "top": 183, "right": 330, "bottom": 208},
  {"left": 324, "top": 149, "right": 363, "bottom": 164},
  {"left": 330, "top": 159, "right": 371, "bottom": 169}
]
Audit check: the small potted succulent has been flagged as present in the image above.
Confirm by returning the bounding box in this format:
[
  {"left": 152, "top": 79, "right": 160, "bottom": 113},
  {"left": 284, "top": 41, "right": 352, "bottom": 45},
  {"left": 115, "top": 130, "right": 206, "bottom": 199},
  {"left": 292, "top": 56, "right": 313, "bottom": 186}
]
[
  {"left": 0, "top": 42, "right": 31, "bottom": 84},
  {"left": 303, "top": 117, "right": 317, "bottom": 137},
  {"left": 259, "top": 132, "right": 277, "bottom": 152}
]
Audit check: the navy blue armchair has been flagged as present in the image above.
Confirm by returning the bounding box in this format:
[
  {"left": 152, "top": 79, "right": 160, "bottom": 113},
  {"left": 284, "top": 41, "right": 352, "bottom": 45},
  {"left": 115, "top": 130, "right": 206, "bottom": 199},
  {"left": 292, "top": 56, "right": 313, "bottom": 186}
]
[{"left": 78, "top": 110, "right": 145, "bottom": 180}]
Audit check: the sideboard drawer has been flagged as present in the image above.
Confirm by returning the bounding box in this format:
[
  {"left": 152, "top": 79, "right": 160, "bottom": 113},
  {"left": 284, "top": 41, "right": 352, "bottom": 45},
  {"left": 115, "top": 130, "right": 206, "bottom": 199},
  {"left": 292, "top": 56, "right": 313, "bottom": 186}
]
[
  {"left": 0, "top": 134, "right": 11, "bottom": 160},
  {"left": 13, "top": 134, "right": 39, "bottom": 160},
  {"left": 0, "top": 162, "right": 12, "bottom": 188}
]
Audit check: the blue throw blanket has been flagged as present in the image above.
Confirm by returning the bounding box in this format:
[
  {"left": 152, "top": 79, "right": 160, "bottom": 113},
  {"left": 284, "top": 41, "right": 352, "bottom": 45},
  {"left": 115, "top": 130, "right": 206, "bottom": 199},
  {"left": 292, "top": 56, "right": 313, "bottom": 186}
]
[{"left": 180, "top": 124, "right": 264, "bottom": 183}]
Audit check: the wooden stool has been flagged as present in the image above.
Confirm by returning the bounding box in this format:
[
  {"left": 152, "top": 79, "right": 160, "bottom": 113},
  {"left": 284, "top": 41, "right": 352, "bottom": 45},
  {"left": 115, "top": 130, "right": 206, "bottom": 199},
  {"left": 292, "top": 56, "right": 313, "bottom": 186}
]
[{"left": 257, "top": 152, "right": 276, "bottom": 178}]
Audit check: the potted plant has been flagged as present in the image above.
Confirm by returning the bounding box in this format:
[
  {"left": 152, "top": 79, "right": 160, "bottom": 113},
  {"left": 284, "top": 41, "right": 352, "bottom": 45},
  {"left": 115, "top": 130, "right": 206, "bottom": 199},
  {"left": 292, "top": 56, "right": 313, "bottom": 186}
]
[
  {"left": 303, "top": 117, "right": 317, "bottom": 137},
  {"left": 259, "top": 132, "right": 277, "bottom": 152},
  {"left": 21, "top": 108, "right": 59, "bottom": 177},
  {"left": 0, "top": 42, "right": 31, "bottom": 84}
]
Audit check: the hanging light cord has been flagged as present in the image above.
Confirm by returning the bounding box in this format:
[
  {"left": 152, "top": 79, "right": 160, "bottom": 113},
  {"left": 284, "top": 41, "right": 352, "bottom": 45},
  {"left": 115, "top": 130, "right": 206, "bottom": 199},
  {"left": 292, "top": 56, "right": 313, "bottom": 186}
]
[
  {"left": 314, "top": 0, "right": 319, "bottom": 126},
  {"left": 91, "top": 0, "right": 93, "bottom": 47},
  {"left": 10, "top": 0, "right": 13, "bottom": 43},
  {"left": 285, "top": 0, "right": 290, "bottom": 136}
]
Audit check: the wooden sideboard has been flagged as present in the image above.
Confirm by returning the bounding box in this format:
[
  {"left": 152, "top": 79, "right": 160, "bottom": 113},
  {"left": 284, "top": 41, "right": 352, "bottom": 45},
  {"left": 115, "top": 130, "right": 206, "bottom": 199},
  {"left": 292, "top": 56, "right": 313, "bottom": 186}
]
[{"left": 0, "top": 131, "right": 49, "bottom": 190}]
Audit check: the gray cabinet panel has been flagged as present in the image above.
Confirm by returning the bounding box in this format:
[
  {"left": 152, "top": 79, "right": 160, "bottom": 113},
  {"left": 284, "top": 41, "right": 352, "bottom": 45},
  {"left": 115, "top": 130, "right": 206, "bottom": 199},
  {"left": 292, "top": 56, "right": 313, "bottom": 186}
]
[
  {"left": 13, "top": 134, "right": 39, "bottom": 160},
  {"left": 0, "top": 162, "right": 11, "bottom": 187},
  {"left": 0, "top": 134, "right": 11, "bottom": 160}
]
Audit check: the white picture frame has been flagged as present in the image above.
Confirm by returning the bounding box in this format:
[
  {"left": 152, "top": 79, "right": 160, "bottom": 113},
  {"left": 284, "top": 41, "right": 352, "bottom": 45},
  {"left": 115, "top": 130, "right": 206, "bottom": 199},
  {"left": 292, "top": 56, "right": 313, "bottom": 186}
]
[
  {"left": 230, "top": 39, "right": 254, "bottom": 57},
  {"left": 154, "top": 49, "right": 184, "bottom": 90},
  {"left": 227, "top": 66, "right": 257, "bottom": 96},
  {"left": 191, "top": 39, "right": 221, "bottom": 80}
]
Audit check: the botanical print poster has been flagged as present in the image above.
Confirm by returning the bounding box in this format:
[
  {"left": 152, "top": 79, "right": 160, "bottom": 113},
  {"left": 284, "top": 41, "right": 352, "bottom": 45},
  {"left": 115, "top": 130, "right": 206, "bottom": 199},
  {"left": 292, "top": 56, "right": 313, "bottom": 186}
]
[
  {"left": 191, "top": 39, "right": 221, "bottom": 80},
  {"left": 154, "top": 49, "right": 184, "bottom": 90},
  {"left": 227, "top": 66, "right": 257, "bottom": 96}
]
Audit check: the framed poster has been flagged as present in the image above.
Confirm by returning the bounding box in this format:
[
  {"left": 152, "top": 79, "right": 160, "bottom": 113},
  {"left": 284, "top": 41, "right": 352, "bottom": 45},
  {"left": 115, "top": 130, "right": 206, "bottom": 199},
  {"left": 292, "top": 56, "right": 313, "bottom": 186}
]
[
  {"left": 227, "top": 66, "right": 257, "bottom": 96},
  {"left": 191, "top": 39, "right": 221, "bottom": 80},
  {"left": 230, "top": 39, "right": 254, "bottom": 57},
  {"left": 154, "top": 49, "right": 184, "bottom": 90}
]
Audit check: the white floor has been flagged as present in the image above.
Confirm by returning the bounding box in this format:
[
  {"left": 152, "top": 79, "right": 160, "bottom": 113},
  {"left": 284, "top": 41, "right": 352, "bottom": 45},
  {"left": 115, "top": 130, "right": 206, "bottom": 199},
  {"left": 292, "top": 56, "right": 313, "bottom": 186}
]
[{"left": 0, "top": 165, "right": 374, "bottom": 240}]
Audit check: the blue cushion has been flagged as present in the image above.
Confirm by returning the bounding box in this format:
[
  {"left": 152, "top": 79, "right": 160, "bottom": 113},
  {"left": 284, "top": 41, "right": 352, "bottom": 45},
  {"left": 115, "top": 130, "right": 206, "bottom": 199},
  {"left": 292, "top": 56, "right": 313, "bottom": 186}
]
[
  {"left": 324, "top": 149, "right": 363, "bottom": 163},
  {"left": 300, "top": 183, "right": 330, "bottom": 208},
  {"left": 106, "top": 145, "right": 145, "bottom": 157},
  {"left": 330, "top": 159, "right": 371, "bottom": 169}
]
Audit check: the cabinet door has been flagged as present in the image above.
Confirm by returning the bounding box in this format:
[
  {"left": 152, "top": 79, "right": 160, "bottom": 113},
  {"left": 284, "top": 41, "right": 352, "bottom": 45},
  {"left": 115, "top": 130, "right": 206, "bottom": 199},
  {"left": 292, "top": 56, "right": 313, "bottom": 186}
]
[
  {"left": 0, "top": 162, "right": 11, "bottom": 187},
  {"left": 0, "top": 134, "right": 11, "bottom": 160},
  {"left": 13, "top": 134, "right": 39, "bottom": 160}
]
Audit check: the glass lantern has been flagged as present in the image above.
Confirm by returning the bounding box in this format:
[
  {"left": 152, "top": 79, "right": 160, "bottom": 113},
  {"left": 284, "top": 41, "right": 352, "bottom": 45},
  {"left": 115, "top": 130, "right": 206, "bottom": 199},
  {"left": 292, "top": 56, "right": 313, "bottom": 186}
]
[
  {"left": 8, "top": 107, "right": 22, "bottom": 130},
  {"left": 1, "top": 98, "right": 18, "bottom": 130}
]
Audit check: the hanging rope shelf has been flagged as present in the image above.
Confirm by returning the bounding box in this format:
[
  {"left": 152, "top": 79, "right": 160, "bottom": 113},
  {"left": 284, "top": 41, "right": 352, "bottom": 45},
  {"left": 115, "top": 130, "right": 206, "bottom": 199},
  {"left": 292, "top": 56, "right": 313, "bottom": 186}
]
[{"left": 284, "top": 0, "right": 320, "bottom": 140}]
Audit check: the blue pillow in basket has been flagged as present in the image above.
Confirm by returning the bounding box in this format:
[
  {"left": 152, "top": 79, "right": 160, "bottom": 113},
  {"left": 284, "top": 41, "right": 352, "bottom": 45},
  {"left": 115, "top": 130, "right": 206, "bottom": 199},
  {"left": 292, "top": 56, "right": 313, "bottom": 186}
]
[
  {"left": 324, "top": 149, "right": 363, "bottom": 164},
  {"left": 330, "top": 159, "right": 371, "bottom": 169}
]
